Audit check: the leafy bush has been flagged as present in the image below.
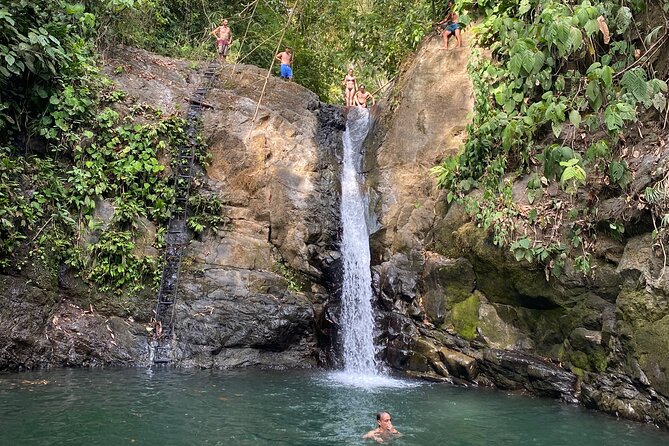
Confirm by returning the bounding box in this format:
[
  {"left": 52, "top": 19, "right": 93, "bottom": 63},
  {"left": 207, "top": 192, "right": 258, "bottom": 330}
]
[{"left": 434, "top": 0, "right": 669, "bottom": 278}]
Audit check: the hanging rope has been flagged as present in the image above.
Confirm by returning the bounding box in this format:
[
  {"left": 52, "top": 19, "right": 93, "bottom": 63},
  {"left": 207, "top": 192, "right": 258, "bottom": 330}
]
[
  {"left": 235, "top": 29, "right": 283, "bottom": 65},
  {"left": 248, "top": 0, "right": 300, "bottom": 137},
  {"left": 230, "top": 0, "right": 261, "bottom": 76}
]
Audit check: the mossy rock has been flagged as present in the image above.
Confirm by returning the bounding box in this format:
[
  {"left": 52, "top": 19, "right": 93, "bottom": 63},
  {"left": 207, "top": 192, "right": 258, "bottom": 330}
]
[
  {"left": 566, "top": 347, "right": 608, "bottom": 373},
  {"left": 420, "top": 255, "right": 476, "bottom": 324},
  {"left": 496, "top": 305, "right": 566, "bottom": 354},
  {"left": 477, "top": 303, "right": 530, "bottom": 349},
  {"left": 448, "top": 293, "right": 480, "bottom": 340},
  {"left": 563, "top": 329, "right": 609, "bottom": 373},
  {"left": 452, "top": 223, "right": 564, "bottom": 309},
  {"left": 617, "top": 288, "right": 669, "bottom": 330},
  {"left": 634, "top": 315, "right": 669, "bottom": 397},
  {"left": 568, "top": 350, "right": 590, "bottom": 370}
]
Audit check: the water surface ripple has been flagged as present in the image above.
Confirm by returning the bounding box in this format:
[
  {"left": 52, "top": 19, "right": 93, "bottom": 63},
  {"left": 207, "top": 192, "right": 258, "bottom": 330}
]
[{"left": 1, "top": 368, "right": 667, "bottom": 445}]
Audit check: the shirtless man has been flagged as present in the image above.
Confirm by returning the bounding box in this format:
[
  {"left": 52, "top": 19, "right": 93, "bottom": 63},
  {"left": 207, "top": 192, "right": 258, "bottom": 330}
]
[
  {"left": 276, "top": 47, "right": 293, "bottom": 81},
  {"left": 343, "top": 68, "right": 357, "bottom": 106},
  {"left": 437, "top": 10, "right": 462, "bottom": 50},
  {"left": 363, "top": 411, "right": 400, "bottom": 443},
  {"left": 354, "top": 84, "right": 375, "bottom": 108},
  {"left": 211, "top": 19, "right": 232, "bottom": 61}
]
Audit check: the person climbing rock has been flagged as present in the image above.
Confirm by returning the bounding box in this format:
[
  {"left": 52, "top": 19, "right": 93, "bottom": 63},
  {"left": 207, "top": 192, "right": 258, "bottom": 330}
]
[
  {"left": 211, "top": 19, "right": 233, "bottom": 61},
  {"left": 437, "top": 9, "right": 462, "bottom": 50},
  {"left": 152, "top": 320, "right": 163, "bottom": 340},
  {"left": 276, "top": 47, "right": 293, "bottom": 81},
  {"left": 343, "top": 68, "right": 357, "bottom": 106},
  {"left": 354, "top": 84, "right": 375, "bottom": 108},
  {"left": 363, "top": 411, "right": 401, "bottom": 443}
]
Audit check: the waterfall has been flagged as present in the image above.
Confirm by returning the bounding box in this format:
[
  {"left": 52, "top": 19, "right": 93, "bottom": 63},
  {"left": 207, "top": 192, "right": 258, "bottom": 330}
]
[{"left": 339, "top": 107, "right": 377, "bottom": 375}]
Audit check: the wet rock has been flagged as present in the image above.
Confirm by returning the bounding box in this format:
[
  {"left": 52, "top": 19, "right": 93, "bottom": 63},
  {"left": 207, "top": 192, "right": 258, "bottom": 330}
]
[
  {"left": 419, "top": 253, "right": 476, "bottom": 325},
  {"left": 581, "top": 371, "right": 669, "bottom": 426},
  {"left": 47, "top": 303, "right": 147, "bottom": 366},
  {"left": 480, "top": 349, "right": 578, "bottom": 402},
  {"left": 438, "top": 346, "right": 478, "bottom": 381},
  {"left": 375, "top": 253, "right": 421, "bottom": 303}
]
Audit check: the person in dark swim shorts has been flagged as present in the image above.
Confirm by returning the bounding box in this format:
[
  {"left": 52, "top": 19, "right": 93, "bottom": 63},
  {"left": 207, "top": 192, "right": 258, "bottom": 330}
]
[{"left": 437, "top": 11, "right": 462, "bottom": 50}]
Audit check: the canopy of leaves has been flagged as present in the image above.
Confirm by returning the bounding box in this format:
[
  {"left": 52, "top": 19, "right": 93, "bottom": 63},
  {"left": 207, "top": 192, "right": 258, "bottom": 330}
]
[
  {"left": 84, "top": 0, "right": 451, "bottom": 101},
  {"left": 433, "top": 0, "right": 668, "bottom": 278}
]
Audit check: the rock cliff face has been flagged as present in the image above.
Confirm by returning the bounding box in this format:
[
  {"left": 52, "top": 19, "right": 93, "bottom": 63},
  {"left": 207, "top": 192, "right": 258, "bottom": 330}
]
[
  {"left": 2, "top": 33, "right": 668, "bottom": 428},
  {"left": 172, "top": 61, "right": 345, "bottom": 368},
  {"left": 366, "top": 33, "right": 669, "bottom": 426},
  {"left": 0, "top": 47, "right": 344, "bottom": 370}
]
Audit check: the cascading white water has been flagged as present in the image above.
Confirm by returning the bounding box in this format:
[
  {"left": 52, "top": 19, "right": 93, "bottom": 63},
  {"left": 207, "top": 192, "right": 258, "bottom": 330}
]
[{"left": 339, "top": 107, "right": 377, "bottom": 375}]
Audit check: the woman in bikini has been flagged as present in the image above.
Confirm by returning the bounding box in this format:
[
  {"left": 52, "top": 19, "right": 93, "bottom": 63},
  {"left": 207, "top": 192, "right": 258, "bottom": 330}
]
[{"left": 343, "top": 68, "right": 357, "bottom": 107}]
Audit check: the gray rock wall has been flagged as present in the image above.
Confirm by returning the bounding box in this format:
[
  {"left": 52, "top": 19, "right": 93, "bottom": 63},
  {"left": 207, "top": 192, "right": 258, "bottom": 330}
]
[
  {"left": 0, "top": 48, "right": 345, "bottom": 371},
  {"left": 367, "top": 33, "right": 669, "bottom": 427}
]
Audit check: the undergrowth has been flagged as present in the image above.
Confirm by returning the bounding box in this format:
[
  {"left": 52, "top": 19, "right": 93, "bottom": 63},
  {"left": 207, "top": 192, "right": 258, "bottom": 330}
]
[
  {"left": 0, "top": 0, "right": 224, "bottom": 296},
  {"left": 432, "top": 0, "right": 669, "bottom": 279}
]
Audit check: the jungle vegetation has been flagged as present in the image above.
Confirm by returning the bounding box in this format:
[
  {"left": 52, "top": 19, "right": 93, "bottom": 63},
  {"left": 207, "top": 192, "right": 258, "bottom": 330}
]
[
  {"left": 0, "top": 0, "right": 448, "bottom": 298},
  {"left": 3, "top": 0, "right": 668, "bottom": 299},
  {"left": 433, "top": 0, "right": 669, "bottom": 279}
]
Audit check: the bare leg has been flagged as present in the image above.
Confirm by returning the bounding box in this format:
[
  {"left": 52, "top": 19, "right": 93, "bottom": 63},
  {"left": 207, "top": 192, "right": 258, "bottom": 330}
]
[
  {"left": 454, "top": 28, "right": 462, "bottom": 48},
  {"left": 441, "top": 31, "right": 452, "bottom": 49}
]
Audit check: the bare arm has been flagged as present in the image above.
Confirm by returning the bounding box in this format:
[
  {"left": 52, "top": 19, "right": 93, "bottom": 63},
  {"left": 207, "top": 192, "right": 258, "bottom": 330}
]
[{"left": 362, "top": 430, "right": 383, "bottom": 442}]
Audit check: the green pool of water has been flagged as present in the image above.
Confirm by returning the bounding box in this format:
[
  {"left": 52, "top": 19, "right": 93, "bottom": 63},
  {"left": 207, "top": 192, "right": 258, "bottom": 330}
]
[{"left": 0, "top": 368, "right": 667, "bottom": 445}]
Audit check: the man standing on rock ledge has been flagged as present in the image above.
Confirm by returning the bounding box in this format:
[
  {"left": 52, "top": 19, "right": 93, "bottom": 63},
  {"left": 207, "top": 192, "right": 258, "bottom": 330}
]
[
  {"left": 211, "top": 19, "right": 232, "bottom": 61},
  {"left": 276, "top": 47, "right": 293, "bottom": 81}
]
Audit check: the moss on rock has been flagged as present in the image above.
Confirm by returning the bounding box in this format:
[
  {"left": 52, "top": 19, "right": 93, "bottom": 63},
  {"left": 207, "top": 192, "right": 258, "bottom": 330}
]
[
  {"left": 449, "top": 293, "right": 480, "bottom": 340},
  {"left": 634, "top": 315, "right": 669, "bottom": 397},
  {"left": 617, "top": 289, "right": 669, "bottom": 329}
]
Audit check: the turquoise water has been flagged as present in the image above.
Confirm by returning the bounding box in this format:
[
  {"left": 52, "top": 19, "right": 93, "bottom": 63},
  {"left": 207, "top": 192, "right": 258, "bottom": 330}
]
[{"left": 0, "top": 368, "right": 667, "bottom": 445}]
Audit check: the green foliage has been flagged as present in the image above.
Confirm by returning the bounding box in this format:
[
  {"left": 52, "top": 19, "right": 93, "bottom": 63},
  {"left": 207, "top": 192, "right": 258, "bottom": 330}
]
[
  {"left": 643, "top": 173, "right": 669, "bottom": 248},
  {"left": 272, "top": 247, "right": 305, "bottom": 293},
  {"left": 434, "top": 0, "right": 668, "bottom": 279},
  {"left": 560, "top": 158, "right": 586, "bottom": 195},
  {"left": 608, "top": 160, "right": 631, "bottom": 189},
  {"left": 543, "top": 145, "right": 578, "bottom": 181},
  {"left": 0, "top": 0, "right": 96, "bottom": 135},
  {"left": 585, "top": 140, "right": 610, "bottom": 162},
  {"left": 620, "top": 68, "right": 668, "bottom": 112},
  {"left": 0, "top": 57, "right": 213, "bottom": 296},
  {"left": 82, "top": 0, "right": 447, "bottom": 101},
  {"left": 0, "top": 150, "right": 34, "bottom": 266},
  {"left": 187, "top": 193, "right": 226, "bottom": 233},
  {"left": 86, "top": 230, "right": 158, "bottom": 293}
]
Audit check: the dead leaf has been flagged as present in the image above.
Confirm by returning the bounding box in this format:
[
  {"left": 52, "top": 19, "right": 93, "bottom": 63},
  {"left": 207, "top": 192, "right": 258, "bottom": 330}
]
[{"left": 597, "top": 16, "right": 610, "bottom": 44}]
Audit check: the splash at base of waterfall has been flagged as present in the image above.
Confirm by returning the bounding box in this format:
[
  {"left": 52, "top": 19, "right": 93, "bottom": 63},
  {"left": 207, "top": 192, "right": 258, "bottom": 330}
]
[{"left": 326, "top": 371, "right": 419, "bottom": 389}]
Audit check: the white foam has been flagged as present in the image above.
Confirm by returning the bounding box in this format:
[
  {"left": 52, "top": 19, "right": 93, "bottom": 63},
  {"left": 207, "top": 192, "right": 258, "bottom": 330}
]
[{"left": 325, "top": 371, "right": 422, "bottom": 390}]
